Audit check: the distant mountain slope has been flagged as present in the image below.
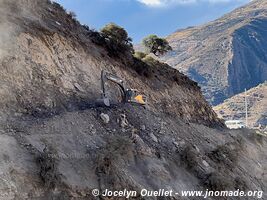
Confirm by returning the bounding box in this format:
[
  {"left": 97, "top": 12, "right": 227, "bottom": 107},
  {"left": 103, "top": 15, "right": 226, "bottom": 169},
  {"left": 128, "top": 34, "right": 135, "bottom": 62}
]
[
  {"left": 214, "top": 82, "right": 267, "bottom": 128},
  {"left": 161, "top": 0, "right": 267, "bottom": 105}
]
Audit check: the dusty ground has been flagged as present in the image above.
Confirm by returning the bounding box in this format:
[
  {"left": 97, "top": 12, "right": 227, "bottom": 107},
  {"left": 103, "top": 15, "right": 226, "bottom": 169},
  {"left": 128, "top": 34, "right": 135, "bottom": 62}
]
[{"left": 0, "top": 104, "right": 265, "bottom": 199}]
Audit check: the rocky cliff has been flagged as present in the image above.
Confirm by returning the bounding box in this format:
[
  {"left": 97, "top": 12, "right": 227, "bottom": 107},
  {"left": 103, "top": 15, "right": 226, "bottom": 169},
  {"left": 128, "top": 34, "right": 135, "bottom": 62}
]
[
  {"left": 0, "top": 1, "right": 266, "bottom": 199},
  {"left": 161, "top": 0, "right": 267, "bottom": 105}
]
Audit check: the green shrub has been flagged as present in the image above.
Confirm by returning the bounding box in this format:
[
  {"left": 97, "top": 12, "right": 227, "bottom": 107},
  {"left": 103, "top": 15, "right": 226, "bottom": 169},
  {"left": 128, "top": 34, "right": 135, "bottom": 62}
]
[
  {"left": 142, "top": 34, "right": 172, "bottom": 56},
  {"left": 52, "top": 1, "right": 66, "bottom": 12},
  {"left": 88, "top": 30, "right": 106, "bottom": 46},
  {"left": 142, "top": 55, "right": 159, "bottom": 66},
  {"left": 82, "top": 25, "right": 90, "bottom": 31},
  {"left": 94, "top": 23, "right": 134, "bottom": 56},
  {"left": 134, "top": 51, "right": 147, "bottom": 60},
  {"left": 68, "top": 11, "right": 77, "bottom": 19},
  {"left": 101, "top": 23, "right": 131, "bottom": 45}
]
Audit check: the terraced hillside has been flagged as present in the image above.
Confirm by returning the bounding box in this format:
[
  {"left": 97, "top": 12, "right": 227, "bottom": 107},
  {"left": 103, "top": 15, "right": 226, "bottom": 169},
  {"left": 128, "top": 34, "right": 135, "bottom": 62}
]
[{"left": 214, "top": 82, "right": 267, "bottom": 128}]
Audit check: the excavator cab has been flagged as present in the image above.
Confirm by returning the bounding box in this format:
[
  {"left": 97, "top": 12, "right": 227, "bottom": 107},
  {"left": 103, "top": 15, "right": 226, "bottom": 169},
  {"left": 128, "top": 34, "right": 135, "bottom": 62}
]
[
  {"left": 125, "top": 89, "right": 147, "bottom": 105},
  {"left": 98, "top": 70, "right": 147, "bottom": 107}
]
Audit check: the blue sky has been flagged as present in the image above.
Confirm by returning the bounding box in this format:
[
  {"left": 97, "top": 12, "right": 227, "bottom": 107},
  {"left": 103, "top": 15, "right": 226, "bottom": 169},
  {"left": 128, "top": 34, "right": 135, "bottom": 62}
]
[{"left": 56, "top": 0, "right": 250, "bottom": 43}]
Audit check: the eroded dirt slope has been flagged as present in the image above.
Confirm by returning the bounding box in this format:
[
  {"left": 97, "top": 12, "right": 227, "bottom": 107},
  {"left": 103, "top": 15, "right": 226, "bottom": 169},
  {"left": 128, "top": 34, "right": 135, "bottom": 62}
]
[
  {"left": 0, "top": 0, "right": 220, "bottom": 126},
  {"left": 1, "top": 105, "right": 266, "bottom": 199}
]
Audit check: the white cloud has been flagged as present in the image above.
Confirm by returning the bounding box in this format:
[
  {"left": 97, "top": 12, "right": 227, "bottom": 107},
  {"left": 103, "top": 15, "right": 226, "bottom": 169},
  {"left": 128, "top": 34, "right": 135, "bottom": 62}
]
[
  {"left": 138, "top": 0, "right": 162, "bottom": 6},
  {"left": 137, "top": 0, "right": 249, "bottom": 7}
]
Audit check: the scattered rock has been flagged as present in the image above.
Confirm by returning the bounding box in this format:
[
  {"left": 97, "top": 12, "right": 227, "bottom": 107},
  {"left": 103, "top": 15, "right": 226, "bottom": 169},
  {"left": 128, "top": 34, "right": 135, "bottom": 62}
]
[
  {"left": 149, "top": 133, "right": 158, "bottom": 143},
  {"left": 100, "top": 113, "right": 110, "bottom": 124},
  {"left": 74, "top": 83, "right": 84, "bottom": 92},
  {"left": 202, "top": 160, "right": 210, "bottom": 168},
  {"left": 173, "top": 141, "right": 179, "bottom": 148},
  {"left": 179, "top": 140, "right": 186, "bottom": 147},
  {"left": 89, "top": 124, "right": 96, "bottom": 134},
  {"left": 120, "top": 114, "right": 128, "bottom": 128},
  {"left": 193, "top": 145, "right": 200, "bottom": 153},
  {"left": 106, "top": 128, "right": 113, "bottom": 133},
  {"left": 132, "top": 128, "right": 138, "bottom": 134},
  {"left": 159, "top": 122, "right": 167, "bottom": 134},
  {"left": 141, "top": 125, "right": 146, "bottom": 131}
]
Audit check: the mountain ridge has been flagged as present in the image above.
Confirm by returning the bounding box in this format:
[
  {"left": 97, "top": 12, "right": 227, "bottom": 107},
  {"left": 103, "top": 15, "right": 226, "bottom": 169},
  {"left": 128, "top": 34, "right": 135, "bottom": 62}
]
[{"left": 161, "top": 0, "right": 267, "bottom": 105}]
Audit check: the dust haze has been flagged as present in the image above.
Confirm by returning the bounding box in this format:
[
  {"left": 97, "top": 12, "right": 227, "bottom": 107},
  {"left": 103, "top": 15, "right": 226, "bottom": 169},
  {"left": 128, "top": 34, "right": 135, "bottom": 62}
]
[{"left": 0, "top": 0, "right": 41, "bottom": 59}]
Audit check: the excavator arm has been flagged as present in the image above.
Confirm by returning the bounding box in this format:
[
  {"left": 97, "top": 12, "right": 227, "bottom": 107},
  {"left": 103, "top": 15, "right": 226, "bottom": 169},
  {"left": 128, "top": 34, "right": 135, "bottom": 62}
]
[
  {"left": 101, "top": 70, "right": 127, "bottom": 102},
  {"left": 99, "top": 70, "right": 147, "bottom": 107}
]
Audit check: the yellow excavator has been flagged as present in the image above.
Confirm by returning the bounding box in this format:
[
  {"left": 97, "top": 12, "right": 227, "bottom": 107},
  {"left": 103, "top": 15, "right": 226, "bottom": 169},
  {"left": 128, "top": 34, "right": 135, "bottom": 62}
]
[{"left": 98, "top": 70, "right": 147, "bottom": 107}]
